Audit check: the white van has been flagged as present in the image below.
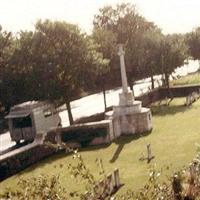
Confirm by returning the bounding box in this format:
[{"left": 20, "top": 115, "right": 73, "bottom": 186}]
[{"left": 5, "top": 101, "right": 61, "bottom": 144}]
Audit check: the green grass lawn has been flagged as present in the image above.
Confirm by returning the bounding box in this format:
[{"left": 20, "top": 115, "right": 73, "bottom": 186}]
[
  {"left": 0, "top": 98, "right": 200, "bottom": 195},
  {"left": 172, "top": 72, "right": 200, "bottom": 86}
]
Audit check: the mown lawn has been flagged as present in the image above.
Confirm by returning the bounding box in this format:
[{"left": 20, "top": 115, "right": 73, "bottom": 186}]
[
  {"left": 0, "top": 98, "right": 200, "bottom": 195},
  {"left": 172, "top": 72, "right": 200, "bottom": 85}
]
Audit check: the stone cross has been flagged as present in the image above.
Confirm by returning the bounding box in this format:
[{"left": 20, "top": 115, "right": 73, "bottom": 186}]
[
  {"left": 139, "top": 144, "right": 155, "bottom": 163},
  {"left": 147, "top": 144, "right": 155, "bottom": 163},
  {"left": 118, "top": 44, "right": 129, "bottom": 94}
]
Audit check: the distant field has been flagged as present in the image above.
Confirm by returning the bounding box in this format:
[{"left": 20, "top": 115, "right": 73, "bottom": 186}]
[
  {"left": 172, "top": 72, "right": 200, "bottom": 85},
  {"left": 0, "top": 98, "right": 200, "bottom": 195}
]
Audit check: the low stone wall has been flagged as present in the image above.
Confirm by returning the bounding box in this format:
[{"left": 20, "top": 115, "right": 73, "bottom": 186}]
[
  {"left": 75, "top": 112, "right": 106, "bottom": 124},
  {"left": 185, "top": 91, "right": 200, "bottom": 106},
  {"left": 135, "top": 88, "right": 161, "bottom": 107},
  {"left": 0, "top": 142, "right": 56, "bottom": 181},
  {"left": 136, "top": 84, "right": 200, "bottom": 107},
  {"left": 167, "top": 84, "right": 200, "bottom": 97},
  {"left": 53, "top": 120, "right": 114, "bottom": 148}
]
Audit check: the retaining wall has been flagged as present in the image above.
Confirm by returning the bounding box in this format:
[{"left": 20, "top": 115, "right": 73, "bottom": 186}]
[
  {"left": 49, "top": 120, "right": 114, "bottom": 148},
  {"left": 0, "top": 142, "right": 56, "bottom": 181}
]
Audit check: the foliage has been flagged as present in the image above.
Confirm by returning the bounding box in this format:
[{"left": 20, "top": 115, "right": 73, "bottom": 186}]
[
  {"left": 141, "top": 28, "right": 163, "bottom": 89},
  {"left": 0, "top": 174, "right": 68, "bottom": 200},
  {"left": 31, "top": 20, "right": 90, "bottom": 124},
  {"left": 82, "top": 36, "right": 110, "bottom": 95},
  {"left": 0, "top": 26, "right": 15, "bottom": 111},
  {"left": 115, "top": 159, "right": 200, "bottom": 200},
  {"left": 0, "top": 21, "right": 108, "bottom": 124},
  {"left": 1, "top": 149, "right": 200, "bottom": 200},
  {"left": 0, "top": 4, "right": 198, "bottom": 126},
  {"left": 186, "top": 27, "right": 200, "bottom": 64},
  {"left": 93, "top": 3, "right": 187, "bottom": 92},
  {"left": 158, "top": 34, "right": 187, "bottom": 88},
  {"left": 67, "top": 150, "right": 112, "bottom": 200},
  {"left": 0, "top": 150, "right": 110, "bottom": 200},
  {"left": 93, "top": 3, "right": 159, "bottom": 89},
  {"left": 115, "top": 167, "right": 173, "bottom": 200}
]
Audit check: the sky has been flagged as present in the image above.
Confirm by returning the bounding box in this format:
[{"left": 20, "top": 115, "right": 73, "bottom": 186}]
[{"left": 0, "top": 0, "right": 199, "bottom": 34}]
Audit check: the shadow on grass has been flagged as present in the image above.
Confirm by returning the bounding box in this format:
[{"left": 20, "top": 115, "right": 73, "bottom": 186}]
[
  {"left": 16, "top": 132, "right": 152, "bottom": 177},
  {"left": 80, "top": 143, "right": 111, "bottom": 152},
  {"left": 16, "top": 144, "right": 112, "bottom": 177},
  {"left": 151, "top": 104, "right": 189, "bottom": 116},
  {"left": 110, "top": 131, "right": 152, "bottom": 163},
  {"left": 14, "top": 150, "right": 70, "bottom": 177}
]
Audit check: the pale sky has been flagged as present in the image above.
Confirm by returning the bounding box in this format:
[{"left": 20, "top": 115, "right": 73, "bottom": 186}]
[{"left": 0, "top": 0, "right": 199, "bottom": 34}]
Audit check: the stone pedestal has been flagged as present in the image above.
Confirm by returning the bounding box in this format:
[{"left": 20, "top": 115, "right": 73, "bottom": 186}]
[{"left": 106, "top": 99, "right": 152, "bottom": 138}]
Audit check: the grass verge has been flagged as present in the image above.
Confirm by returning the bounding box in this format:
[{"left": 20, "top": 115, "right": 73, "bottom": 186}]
[
  {"left": 0, "top": 98, "right": 200, "bottom": 195},
  {"left": 172, "top": 72, "right": 200, "bottom": 86}
]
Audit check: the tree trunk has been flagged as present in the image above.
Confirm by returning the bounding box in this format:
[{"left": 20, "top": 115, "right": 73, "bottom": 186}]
[
  {"left": 128, "top": 78, "right": 134, "bottom": 95},
  {"left": 161, "top": 73, "right": 165, "bottom": 87},
  {"left": 165, "top": 72, "right": 173, "bottom": 104},
  {"left": 131, "top": 82, "right": 134, "bottom": 92},
  {"left": 199, "top": 60, "right": 200, "bottom": 71},
  {"left": 150, "top": 75, "right": 154, "bottom": 90},
  {"left": 129, "top": 80, "right": 133, "bottom": 91},
  {"left": 102, "top": 84, "right": 107, "bottom": 112},
  {"left": 150, "top": 66, "right": 154, "bottom": 90},
  {"left": 66, "top": 100, "right": 74, "bottom": 125},
  {"left": 165, "top": 72, "right": 170, "bottom": 90}
]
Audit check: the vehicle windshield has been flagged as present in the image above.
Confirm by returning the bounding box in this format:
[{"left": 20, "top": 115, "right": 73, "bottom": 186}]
[{"left": 13, "top": 116, "right": 32, "bottom": 128}]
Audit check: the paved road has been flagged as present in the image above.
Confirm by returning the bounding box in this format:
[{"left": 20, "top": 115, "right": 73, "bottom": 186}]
[
  {"left": 0, "top": 132, "right": 15, "bottom": 153},
  {"left": 0, "top": 60, "right": 199, "bottom": 152}
]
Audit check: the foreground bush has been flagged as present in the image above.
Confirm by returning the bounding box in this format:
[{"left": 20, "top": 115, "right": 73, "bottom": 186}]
[
  {"left": 1, "top": 148, "right": 200, "bottom": 200},
  {"left": 116, "top": 147, "right": 199, "bottom": 200}
]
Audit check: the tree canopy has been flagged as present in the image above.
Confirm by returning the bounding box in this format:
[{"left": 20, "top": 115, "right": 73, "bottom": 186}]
[
  {"left": 0, "top": 3, "right": 198, "bottom": 124},
  {"left": 186, "top": 27, "right": 200, "bottom": 67}
]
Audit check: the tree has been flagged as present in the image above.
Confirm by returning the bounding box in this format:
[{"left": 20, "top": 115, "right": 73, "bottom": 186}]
[
  {"left": 92, "top": 28, "right": 117, "bottom": 110},
  {"left": 0, "top": 26, "right": 15, "bottom": 111},
  {"left": 30, "top": 20, "right": 90, "bottom": 125},
  {"left": 82, "top": 37, "right": 110, "bottom": 111},
  {"left": 1, "top": 21, "right": 109, "bottom": 125},
  {"left": 158, "top": 34, "right": 187, "bottom": 89},
  {"left": 186, "top": 27, "right": 200, "bottom": 68},
  {"left": 142, "top": 29, "right": 163, "bottom": 89},
  {"left": 93, "top": 3, "right": 159, "bottom": 92},
  {"left": 1, "top": 30, "right": 47, "bottom": 109},
  {"left": 31, "top": 20, "right": 108, "bottom": 125}
]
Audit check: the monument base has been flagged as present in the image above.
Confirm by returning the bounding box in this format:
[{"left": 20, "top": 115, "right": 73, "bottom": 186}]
[
  {"left": 105, "top": 100, "right": 152, "bottom": 138},
  {"left": 119, "top": 91, "right": 134, "bottom": 106}
]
